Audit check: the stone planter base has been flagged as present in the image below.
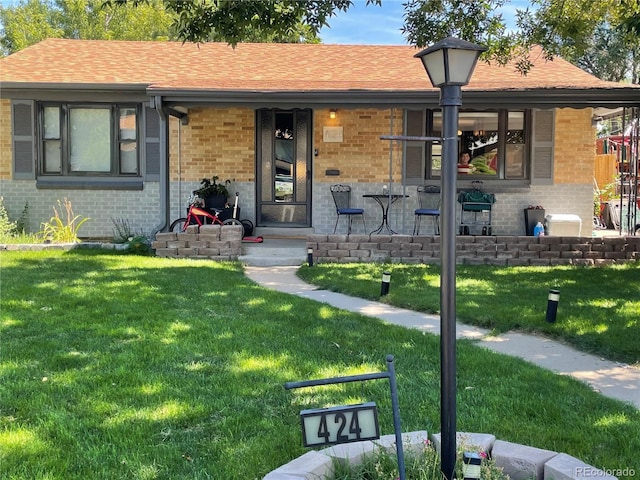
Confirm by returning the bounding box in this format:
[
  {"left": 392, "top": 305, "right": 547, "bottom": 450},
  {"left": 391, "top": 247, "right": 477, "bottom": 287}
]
[{"left": 263, "top": 431, "right": 619, "bottom": 480}]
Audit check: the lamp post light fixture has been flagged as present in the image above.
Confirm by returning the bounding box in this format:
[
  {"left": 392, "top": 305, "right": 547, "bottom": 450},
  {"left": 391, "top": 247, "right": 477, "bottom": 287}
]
[{"left": 414, "top": 37, "right": 486, "bottom": 480}]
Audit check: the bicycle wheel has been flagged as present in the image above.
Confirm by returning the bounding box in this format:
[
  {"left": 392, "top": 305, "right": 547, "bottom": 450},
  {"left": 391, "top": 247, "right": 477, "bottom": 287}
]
[
  {"left": 240, "top": 219, "right": 254, "bottom": 237},
  {"left": 223, "top": 218, "right": 243, "bottom": 226},
  {"left": 169, "top": 218, "right": 188, "bottom": 232}
]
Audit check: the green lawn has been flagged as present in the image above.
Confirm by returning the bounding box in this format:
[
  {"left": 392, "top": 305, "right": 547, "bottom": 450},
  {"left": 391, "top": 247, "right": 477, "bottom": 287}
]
[
  {"left": 1, "top": 251, "right": 639, "bottom": 479},
  {"left": 297, "top": 262, "right": 640, "bottom": 366}
]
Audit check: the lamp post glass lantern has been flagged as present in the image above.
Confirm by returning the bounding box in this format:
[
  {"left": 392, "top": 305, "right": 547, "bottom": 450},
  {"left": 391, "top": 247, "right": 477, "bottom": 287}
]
[{"left": 414, "top": 37, "right": 486, "bottom": 480}]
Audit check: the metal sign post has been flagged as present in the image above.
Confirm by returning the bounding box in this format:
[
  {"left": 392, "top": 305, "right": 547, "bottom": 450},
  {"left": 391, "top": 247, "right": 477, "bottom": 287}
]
[{"left": 284, "top": 354, "right": 406, "bottom": 480}]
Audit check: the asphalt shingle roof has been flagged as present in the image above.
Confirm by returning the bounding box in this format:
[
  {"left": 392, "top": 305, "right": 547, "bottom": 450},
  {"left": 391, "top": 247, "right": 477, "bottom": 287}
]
[{"left": 1, "top": 38, "right": 633, "bottom": 93}]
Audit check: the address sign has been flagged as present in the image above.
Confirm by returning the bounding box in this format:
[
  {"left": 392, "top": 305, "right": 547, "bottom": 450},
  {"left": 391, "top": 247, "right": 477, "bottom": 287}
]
[{"left": 300, "top": 402, "right": 379, "bottom": 447}]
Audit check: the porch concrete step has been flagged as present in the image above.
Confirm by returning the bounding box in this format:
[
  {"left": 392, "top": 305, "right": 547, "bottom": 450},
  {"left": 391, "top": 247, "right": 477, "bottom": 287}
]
[
  {"left": 253, "top": 227, "right": 313, "bottom": 238},
  {"left": 238, "top": 237, "right": 307, "bottom": 267}
]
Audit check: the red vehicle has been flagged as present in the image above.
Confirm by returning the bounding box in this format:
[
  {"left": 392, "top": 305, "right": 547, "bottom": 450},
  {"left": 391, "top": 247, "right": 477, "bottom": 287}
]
[{"left": 169, "top": 203, "right": 242, "bottom": 233}]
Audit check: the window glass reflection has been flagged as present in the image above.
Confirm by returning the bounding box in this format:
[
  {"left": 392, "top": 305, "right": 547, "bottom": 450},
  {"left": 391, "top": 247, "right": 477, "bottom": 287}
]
[{"left": 459, "top": 112, "right": 499, "bottom": 176}]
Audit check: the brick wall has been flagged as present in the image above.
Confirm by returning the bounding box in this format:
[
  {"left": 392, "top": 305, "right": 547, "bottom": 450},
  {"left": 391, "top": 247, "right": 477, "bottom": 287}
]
[
  {"left": 0, "top": 99, "right": 12, "bottom": 179},
  {"left": 314, "top": 108, "right": 403, "bottom": 184},
  {"left": 169, "top": 108, "right": 255, "bottom": 183},
  {"left": 0, "top": 179, "right": 161, "bottom": 238},
  {"left": 307, "top": 234, "right": 639, "bottom": 266},
  {"left": 553, "top": 108, "right": 595, "bottom": 185}
]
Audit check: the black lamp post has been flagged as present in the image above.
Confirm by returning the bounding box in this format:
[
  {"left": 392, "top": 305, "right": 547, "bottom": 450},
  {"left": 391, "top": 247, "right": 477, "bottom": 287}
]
[{"left": 414, "top": 37, "right": 486, "bottom": 480}]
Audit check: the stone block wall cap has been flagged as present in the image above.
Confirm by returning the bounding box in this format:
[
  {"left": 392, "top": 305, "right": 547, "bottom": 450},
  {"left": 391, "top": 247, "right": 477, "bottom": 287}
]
[
  {"left": 545, "top": 452, "right": 619, "bottom": 480},
  {"left": 262, "top": 473, "right": 307, "bottom": 480},
  {"left": 493, "top": 439, "right": 557, "bottom": 456},
  {"left": 265, "top": 450, "right": 333, "bottom": 479}
]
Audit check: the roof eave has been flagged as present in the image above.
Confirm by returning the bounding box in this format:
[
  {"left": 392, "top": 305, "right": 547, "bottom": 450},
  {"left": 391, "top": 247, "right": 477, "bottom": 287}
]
[
  {"left": 152, "top": 87, "right": 640, "bottom": 110},
  {"left": 0, "top": 82, "right": 149, "bottom": 101},
  {"left": 2, "top": 81, "right": 638, "bottom": 110}
]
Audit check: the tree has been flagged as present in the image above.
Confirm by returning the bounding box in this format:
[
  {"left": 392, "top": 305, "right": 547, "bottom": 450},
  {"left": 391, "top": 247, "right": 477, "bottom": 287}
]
[
  {"left": 399, "top": 0, "right": 640, "bottom": 80},
  {"left": 574, "top": 23, "right": 639, "bottom": 84},
  {"left": 105, "top": 0, "right": 360, "bottom": 45},
  {"left": 515, "top": 0, "right": 640, "bottom": 82},
  {"left": 0, "top": 0, "right": 332, "bottom": 56},
  {"left": 621, "top": 0, "right": 640, "bottom": 35},
  {"left": 0, "top": 0, "right": 176, "bottom": 56},
  {"left": 0, "top": 0, "right": 62, "bottom": 55},
  {"left": 401, "top": 0, "right": 523, "bottom": 69}
]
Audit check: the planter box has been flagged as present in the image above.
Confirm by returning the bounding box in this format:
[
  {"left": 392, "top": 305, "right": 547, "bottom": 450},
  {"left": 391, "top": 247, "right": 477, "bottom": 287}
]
[{"left": 204, "top": 194, "right": 228, "bottom": 210}]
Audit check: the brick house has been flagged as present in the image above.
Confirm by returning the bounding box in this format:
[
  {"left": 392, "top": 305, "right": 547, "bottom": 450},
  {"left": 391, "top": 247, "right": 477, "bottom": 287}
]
[{"left": 1, "top": 39, "right": 639, "bottom": 239}]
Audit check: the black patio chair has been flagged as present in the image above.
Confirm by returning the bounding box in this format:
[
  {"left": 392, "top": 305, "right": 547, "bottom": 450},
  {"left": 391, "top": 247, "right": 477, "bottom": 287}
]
[
  {"left": 413, "top": 185, "right": 441, "bottom": 235},
  {"left": 330, "top": 184, "right": 366, "bottom": 234}
]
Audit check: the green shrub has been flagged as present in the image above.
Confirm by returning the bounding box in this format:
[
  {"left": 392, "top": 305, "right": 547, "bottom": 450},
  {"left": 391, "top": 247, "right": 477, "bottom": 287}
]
[
  {"left": 0, "top": 197, "right": 18, "bottom": 238},
  {"left": 124, "top": 235, "right": 153, "bottom": 255}
]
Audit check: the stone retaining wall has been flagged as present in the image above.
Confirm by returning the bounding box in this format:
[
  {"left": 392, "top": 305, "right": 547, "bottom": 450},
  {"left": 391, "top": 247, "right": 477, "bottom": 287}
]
[
  {"left": 152, "top": 224, "right": 243, "bottom": 260},
  {"left": 264, "top": 430, "right": 619, "bottom": 480},
  {"left": 307, "top": 234, "right": 640, "bottom": 266}
]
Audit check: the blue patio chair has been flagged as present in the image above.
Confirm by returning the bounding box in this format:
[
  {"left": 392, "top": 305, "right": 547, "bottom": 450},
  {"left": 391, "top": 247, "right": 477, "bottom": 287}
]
[
  {"left": 330, "top": 184, "right": 366, "bottom": 234},
  {"left": 413, "top": 185, "right": 440, "bottom": 235}
]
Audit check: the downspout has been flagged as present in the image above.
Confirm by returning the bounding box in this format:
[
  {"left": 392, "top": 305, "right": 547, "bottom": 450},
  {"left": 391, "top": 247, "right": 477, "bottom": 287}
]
[{"left": 152, "top": 95, "right": 170, "bottom": 233}]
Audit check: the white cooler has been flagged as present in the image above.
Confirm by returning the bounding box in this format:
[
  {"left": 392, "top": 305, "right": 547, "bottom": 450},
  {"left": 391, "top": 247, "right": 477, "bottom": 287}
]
[{"left": 545, "top": 214, "right": 582, "bottom": 236}]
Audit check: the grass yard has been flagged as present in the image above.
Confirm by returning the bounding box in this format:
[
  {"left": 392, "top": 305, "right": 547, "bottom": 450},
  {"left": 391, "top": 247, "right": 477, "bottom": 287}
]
[
  {"left": 298, "top": 262, "right": 640, "bottom": 366},
  {"left": 1, "top": 250, "right": 639, "bottom": 479}
]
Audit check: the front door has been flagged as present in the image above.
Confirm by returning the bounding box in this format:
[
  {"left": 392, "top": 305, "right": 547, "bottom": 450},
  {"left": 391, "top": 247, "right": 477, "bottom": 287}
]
[{"left": 256, "top": 109, "right": 312, "bottom": 226}]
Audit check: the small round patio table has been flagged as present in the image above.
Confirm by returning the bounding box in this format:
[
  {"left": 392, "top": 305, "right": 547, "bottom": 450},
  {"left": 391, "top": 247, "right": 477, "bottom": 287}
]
[{"left": 363, "top": 194, "right": 409, "bottom": 235}]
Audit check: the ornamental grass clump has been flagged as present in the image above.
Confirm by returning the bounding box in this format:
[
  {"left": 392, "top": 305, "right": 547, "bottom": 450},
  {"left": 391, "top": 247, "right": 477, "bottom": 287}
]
[
  {"left": 331, "top": 439, "right": 508, "bottom": 480},
  {"left": 38, "top": 198, "right": 89, "bottom": 243}
]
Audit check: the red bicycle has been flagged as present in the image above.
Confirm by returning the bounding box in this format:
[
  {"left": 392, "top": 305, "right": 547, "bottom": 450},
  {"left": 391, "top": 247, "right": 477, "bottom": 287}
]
[{"left": 169, "top": 195, "right": 242, "bottom": 232}]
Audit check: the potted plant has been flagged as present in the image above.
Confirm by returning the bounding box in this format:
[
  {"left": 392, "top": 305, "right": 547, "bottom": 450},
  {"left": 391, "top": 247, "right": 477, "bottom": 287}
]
[{"left": 193, "top": 176, "right": 230, "bottom": 209}]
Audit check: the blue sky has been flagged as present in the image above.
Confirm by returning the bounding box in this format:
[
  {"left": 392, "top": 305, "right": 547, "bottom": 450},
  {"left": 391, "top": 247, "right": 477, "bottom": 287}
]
[{"left": 319, "top": 0, "right": 531, "bottom": 45}]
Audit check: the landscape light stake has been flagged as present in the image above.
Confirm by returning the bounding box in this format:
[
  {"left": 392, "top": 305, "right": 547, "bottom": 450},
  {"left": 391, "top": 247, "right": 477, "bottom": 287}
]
[
  {"left": 380, "top": 271, "right": 391, "bottom": 296},
  {"left": 546, "top": 288, "right": 560, "bottom": 323}
]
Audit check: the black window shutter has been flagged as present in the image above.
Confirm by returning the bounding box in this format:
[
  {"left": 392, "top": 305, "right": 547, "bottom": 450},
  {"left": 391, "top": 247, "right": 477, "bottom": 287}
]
[
  {"left": 531, "top": 109, "right": 555, "bottom": 185},
  {"left": 12, "top": 100, "right": 35, "bottom": 180},
  {"left": 145, "top": 106, "right": 160, "bottom": 181}
]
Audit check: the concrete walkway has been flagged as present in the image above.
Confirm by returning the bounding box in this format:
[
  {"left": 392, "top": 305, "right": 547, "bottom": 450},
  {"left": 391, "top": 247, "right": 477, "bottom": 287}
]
[{"left": 245, "top": 265, "right": 640, "bottom": 409}]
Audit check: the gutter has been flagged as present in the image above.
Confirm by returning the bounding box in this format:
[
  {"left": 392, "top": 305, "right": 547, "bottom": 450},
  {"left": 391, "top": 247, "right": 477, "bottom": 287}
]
[
  {"left": 149, "top": 87, "right": 640, "bottom": 110},
  {"left": 151, "top": 95, "right": 171, "bottom": 234}
]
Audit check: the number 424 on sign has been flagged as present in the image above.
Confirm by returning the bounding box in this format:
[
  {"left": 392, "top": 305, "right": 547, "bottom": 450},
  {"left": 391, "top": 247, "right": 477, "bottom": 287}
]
[{"left": 299, "top": 402, "right": 380, "bottom": 447}]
